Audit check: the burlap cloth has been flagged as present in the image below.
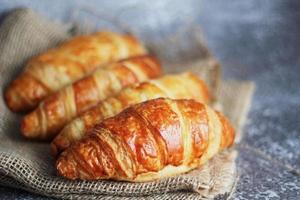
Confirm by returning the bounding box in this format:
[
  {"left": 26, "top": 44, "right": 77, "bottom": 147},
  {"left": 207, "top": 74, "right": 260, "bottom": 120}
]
[{"left": 0, "top": 8, "right": 255, "bottom": 199}]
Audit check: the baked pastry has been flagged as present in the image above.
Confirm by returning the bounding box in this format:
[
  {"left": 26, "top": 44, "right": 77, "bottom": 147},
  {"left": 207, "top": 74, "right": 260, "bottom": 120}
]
[
  {"left": 5, "top": 31, "right": 147, "bottom": 112},
  {"left": 21, "top": 55, "right": 161, "bottom": 141},
  {"left": 56, "top": 98, "right": 235, "bottom": 181},
  {"left": 51, "top": 72, "right": 210, "bottom": 156}
]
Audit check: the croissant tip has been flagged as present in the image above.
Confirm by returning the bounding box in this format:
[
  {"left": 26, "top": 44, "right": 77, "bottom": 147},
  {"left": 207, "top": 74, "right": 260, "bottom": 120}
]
[
  {"left": 4, "top": 82, "right": 36, "bottom": 113},
  {"left": 55, "top": 157, "right": 66, "bottom": 178},
  {"left": 20, "top": 112, "right": 39, "bottom": 139},
  {"left": 56, "top": 154, "right": 78, "bottom": 180},
  {"left": 51, "top": 137, "right": 70, "bottom": 157},
  {"left": 4, "top": 87, "right": 20, "bottom": 113}
]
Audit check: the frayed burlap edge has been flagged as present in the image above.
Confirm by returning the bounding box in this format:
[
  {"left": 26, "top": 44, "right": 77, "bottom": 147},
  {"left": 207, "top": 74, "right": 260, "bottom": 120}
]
[{"left": 0, "top": 149, "right": 237, "bottom": 200}]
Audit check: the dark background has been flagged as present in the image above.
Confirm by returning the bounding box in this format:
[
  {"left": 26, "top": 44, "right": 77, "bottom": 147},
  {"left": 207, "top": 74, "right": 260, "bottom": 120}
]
[{"left": 0, "top": 0, "right": 299, "bottom": 199}]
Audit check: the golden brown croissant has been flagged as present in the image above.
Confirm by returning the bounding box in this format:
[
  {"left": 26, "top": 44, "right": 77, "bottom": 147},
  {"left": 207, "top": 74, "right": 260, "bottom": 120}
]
[
  {"left": 5, "top": 31, "right": 147, "bottom": 112},
  {"left": 56, "top": 98, "right": 235, "bottom": 181},
  {"left": 21, "top": 55, "right": 161, "bottom": 141},
  {"left": 51, "top": 72, "right": 210, "bottom": 156}
]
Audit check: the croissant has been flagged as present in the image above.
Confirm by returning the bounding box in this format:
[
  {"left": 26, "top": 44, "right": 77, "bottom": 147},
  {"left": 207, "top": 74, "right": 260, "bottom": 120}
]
[
  {"left": 5, "top": 31, "right": 147, "bottom": 112},
  {"left": 51, "top": 72, "right": 210, "bottom": 156},
  {"left": 21, "top": 55, "right": 161, "bottom": 141},
  {"left": 56, "top": 98, "right": 235, "bottom": 181}
]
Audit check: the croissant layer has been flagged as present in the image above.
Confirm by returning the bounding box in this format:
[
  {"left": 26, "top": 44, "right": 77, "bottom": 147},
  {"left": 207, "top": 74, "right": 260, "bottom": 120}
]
[
  {"left": 21, "top": 55, "right": 161, "bottom": 140},
  {"left": 56, "top": 98, "right": 235, "bottom": 181},
  {"left": 51, "top": 72, "right": 210, "bottom": 155},
  {"left": 5, "top": 31, "right": 147, "bottom": 112}
]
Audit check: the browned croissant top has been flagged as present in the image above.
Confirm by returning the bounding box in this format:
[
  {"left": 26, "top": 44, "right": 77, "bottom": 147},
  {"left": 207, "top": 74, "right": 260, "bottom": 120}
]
[
  {"left": 56, "top": 98, "right": 234, "bottom": 182},
  {"left": 5, "top": 31, "right": 147, "bottom": 112},
  {"left": 21, "top": 55, "right": 161, "bottom": 141},
  {"left": 51, "top": 72, "right": 210, "bottom": 156}
]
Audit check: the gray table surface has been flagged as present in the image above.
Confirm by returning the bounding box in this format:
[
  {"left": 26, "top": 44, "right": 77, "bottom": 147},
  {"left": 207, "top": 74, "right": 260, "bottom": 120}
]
[{"left": 0, "top": 0, "right": 299, "bottom": 199}]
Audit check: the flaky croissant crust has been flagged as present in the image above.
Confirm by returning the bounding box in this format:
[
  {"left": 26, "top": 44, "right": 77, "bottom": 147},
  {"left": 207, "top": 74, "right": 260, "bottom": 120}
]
[
  {"left": 56, "top": 98, "right": 234, "bottom": 182},
  {"left": 21, "top": 55, "right": 161, "bottom": 141},
  {"left": 51, "top": 72, "right": 210, "bottom": 156},
  {"left": 5, "top": 31, "right": 147, "bottom": 112}
]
